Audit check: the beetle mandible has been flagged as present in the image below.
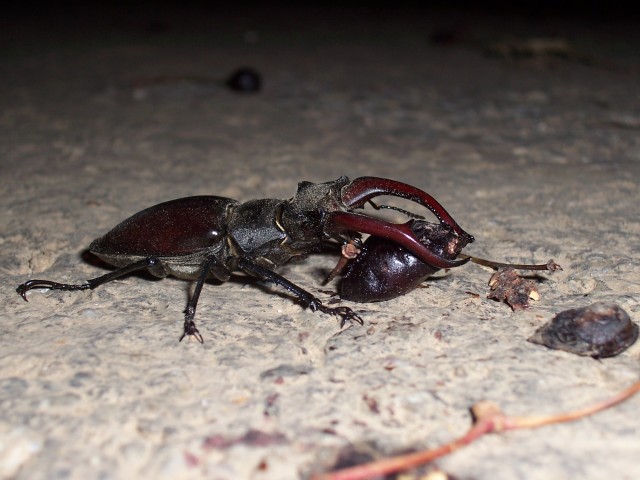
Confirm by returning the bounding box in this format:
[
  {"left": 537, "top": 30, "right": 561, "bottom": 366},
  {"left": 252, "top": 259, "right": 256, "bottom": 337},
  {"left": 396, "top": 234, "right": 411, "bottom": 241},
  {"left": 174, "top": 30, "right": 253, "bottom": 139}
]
[{"left": 16, "top": 176, "right": 474, "bottom": 343}]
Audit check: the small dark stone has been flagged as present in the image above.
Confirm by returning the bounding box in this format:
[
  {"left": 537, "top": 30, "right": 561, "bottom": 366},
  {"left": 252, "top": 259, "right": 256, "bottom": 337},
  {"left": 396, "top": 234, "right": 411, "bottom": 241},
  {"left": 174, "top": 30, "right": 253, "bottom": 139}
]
[
  {"left": 226, "top": 68, "right": 262, "bottom": 92},
  {"left": 528, "top": 302, "right": 639, "bottom": 358},
  {"left": 202, "top": 429, "right": 287, "bottom": 450},
  {"left": 330, "top": 445, "right": 376, "bottom": 471},
  {"left": 259, "top": 363, "right": 312, "bottom": 380}
]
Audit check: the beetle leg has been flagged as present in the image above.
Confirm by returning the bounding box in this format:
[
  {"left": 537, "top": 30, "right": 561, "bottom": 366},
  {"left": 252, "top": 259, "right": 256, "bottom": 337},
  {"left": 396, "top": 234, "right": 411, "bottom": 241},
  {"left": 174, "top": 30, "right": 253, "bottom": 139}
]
[
  {"left": 179, "top": 255, "right": 226, "bottom": 344},
  {"left": 237, "top": 256, "right": 364, "bottom": 327},
  {"left": 16, "top": 257, "right": 166, "bottom": 301},
  {"left": 325, "top": 211, "right": 470, "bottom": 270},
  {"left": 341, "top": 176, "right": 474, "bottom": 242}
]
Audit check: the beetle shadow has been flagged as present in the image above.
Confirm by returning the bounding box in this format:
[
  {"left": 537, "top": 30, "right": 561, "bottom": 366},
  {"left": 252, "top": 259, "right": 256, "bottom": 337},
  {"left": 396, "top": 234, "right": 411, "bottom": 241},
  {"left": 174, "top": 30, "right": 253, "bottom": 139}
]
[
  {"left": 82, "top": 249, "right": 104, "bottom": 268},
  {"left": 520, "top": 273, "right": 551, "bottom": 282}
]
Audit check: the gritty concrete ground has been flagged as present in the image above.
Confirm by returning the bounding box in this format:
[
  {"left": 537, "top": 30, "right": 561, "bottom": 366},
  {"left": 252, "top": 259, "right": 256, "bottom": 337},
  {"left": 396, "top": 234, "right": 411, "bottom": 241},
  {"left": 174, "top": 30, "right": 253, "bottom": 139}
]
[{"left": 1, "top": 5, "right": 639, "bottom": 480}]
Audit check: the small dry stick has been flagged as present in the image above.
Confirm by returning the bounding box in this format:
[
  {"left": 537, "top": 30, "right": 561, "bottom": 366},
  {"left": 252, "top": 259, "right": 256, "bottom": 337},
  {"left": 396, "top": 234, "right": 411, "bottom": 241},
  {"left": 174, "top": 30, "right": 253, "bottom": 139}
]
[{"left": 314, "top": 380, "right": 640, "bottom": 480}]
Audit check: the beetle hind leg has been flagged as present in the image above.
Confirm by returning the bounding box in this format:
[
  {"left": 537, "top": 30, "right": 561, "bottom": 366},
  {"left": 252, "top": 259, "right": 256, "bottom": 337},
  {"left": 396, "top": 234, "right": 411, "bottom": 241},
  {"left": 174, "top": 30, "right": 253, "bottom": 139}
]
[
  {"left": 16, "top": 257, "right": 166, "bottom": 301},
  {"left": 237, "top": 256, "right": 364, "bottom": 327},
  {"left": 17, "top": 279, "right": 91, "bottom": 300}
]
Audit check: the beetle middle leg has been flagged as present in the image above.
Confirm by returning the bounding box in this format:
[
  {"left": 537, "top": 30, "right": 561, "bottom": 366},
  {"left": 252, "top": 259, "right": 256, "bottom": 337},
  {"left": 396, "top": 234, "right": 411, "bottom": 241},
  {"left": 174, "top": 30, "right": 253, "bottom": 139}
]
[
  {"left": 237, "top": 256, "right": 363, "bottom": 327},
  {"left": 179, "top": 255, "right": 228, "bottom": 344}
]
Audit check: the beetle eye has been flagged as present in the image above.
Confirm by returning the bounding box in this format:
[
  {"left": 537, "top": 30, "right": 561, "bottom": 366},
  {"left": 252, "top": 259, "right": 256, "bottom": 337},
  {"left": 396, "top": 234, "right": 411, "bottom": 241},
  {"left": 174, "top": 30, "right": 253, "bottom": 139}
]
[{"left": 297, "top": 181, "right": 313, "bottom": 190}]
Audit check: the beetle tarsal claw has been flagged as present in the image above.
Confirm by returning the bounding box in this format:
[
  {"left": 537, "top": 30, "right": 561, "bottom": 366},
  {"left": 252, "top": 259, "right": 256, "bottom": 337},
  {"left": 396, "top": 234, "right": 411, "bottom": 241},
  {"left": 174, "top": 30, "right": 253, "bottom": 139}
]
[
  {"left": 307, "top": 299, "right": 363, "bottom": 326},
  {"left": 180, "top": 320, "right": 204, "bottom": 343},
  {"left": 339, "top": 309, "right": 364, "bottom": 328}
]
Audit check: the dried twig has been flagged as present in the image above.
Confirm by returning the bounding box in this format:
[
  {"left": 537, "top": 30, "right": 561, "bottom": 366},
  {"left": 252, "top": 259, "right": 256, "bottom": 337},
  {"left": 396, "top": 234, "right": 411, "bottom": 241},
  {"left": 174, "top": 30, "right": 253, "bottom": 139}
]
[{"left": 314, "top": 380, "right": 640, "bottom": 480}]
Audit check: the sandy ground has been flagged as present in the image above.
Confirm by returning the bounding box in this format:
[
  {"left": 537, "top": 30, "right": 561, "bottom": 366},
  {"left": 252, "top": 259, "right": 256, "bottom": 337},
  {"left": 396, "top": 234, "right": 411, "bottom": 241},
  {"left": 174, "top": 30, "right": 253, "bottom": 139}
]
[{"left": 1, "top": 6, "right": 639, "bottom": 480}]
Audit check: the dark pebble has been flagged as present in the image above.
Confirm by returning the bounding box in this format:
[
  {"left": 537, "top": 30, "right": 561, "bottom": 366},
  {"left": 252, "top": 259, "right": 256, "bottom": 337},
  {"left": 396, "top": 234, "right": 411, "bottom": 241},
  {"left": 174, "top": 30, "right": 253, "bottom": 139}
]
[
  {"left": 528, "top": 302, "right": 639, "bottom": 358},
  {"left": 226, "top": 68, "right": 262, "bottom": 92}
]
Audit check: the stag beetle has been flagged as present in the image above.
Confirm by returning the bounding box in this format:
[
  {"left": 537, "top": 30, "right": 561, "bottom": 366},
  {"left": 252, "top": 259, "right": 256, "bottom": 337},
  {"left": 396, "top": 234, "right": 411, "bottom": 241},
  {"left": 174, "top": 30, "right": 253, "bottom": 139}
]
[{"left": 17, "top": 176, "right": 474, "bottom": 343}]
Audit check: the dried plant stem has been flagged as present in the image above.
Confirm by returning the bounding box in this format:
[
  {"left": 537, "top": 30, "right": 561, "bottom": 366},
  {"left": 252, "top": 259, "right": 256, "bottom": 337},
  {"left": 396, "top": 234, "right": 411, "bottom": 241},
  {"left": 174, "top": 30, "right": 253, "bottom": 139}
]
[
  {"left": 509, "top": 380, "right": 640, "bottom": 428},
  {"left": 314, "top": 380, "right": 640, "bottom": 480}
]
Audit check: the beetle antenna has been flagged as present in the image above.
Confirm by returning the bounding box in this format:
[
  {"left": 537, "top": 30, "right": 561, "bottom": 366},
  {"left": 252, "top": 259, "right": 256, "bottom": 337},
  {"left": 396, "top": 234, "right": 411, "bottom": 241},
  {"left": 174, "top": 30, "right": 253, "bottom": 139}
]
[{"left": 367, "top": 200, "right": 425, "bottom": 220}]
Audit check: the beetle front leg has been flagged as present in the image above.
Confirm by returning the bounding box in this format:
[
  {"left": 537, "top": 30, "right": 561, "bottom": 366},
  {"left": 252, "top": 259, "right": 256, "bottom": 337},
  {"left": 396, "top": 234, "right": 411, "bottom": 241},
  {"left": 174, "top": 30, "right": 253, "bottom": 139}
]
[{"left": 237, "top": 256, "right": 363, "bottom": 327}]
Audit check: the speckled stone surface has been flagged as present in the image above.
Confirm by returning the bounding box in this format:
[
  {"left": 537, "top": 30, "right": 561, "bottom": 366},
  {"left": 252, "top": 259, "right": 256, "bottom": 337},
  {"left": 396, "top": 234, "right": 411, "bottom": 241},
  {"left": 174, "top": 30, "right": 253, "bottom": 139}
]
[{"left": 1, "top": 6, "right": 639, "bottom": 480}]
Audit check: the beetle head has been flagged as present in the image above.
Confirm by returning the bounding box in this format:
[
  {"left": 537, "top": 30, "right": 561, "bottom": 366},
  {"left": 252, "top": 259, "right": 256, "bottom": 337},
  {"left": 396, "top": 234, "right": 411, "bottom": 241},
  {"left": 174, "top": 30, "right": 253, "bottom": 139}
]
[{"left": 280, "top": 177, "right": 351, "bottom": 243}]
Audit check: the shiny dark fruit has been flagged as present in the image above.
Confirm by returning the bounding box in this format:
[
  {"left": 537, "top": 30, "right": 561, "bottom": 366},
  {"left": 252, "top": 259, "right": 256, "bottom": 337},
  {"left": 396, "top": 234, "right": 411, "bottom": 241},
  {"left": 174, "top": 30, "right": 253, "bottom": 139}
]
[
  {"left": 340, "top": 220, "right": 470, "bottom": 303},
  {"left": 226, "top": 68, "right": 262, "bottom": 92},
  {"left": 528, "top": 302, "right": 639, "bottom": 358}
]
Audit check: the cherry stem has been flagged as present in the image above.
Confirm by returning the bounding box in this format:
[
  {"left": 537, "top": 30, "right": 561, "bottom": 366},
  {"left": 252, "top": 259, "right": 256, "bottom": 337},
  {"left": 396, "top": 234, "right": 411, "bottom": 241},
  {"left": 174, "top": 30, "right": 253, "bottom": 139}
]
[
  {"left": 313, "top": 380, "right": 640, "bottom": 480},
  {"left": 459, "top": 255, "right": 562, "bottom": 273}
]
